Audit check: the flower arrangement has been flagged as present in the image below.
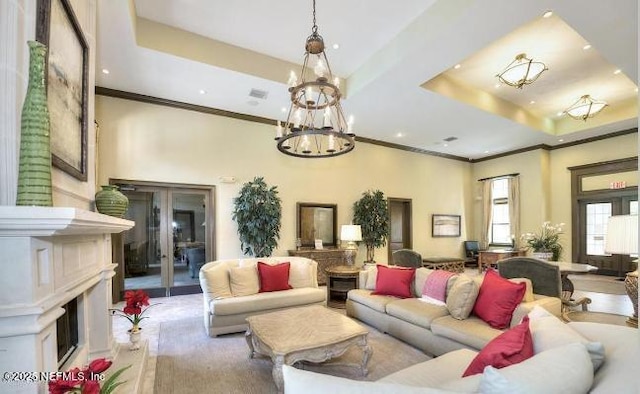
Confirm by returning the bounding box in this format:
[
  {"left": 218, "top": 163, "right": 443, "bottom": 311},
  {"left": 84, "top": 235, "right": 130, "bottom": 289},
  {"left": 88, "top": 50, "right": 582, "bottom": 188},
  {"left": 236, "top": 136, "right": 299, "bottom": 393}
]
[
  {"left": 48, "top": 358, "right": 130, "bottom": 394},
  {"left": 521, "top": 222, "right": 564, "bottom": 261},
  {"left": 110, "top": 289, "right": 158, "bottom": 332}
]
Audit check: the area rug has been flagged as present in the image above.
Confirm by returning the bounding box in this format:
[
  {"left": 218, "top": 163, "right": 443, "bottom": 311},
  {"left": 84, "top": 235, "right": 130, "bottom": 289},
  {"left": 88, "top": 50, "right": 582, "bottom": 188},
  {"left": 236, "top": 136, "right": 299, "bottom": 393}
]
[
  {"left": 570, "top": 274, "right": 626, "bottom": 295},
  {"left": 154, "top": 318, "right": 430, "bottom": 394}
]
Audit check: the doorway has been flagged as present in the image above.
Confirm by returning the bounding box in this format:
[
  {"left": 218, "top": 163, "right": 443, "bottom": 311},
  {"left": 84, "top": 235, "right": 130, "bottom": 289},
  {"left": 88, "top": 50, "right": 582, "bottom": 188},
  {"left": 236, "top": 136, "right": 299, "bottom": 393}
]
[
  {"left": 388, "top": 198, "right": 412, "bottom": 264},
  {"left": 112, "top": 180, "right": 215, "bottom": 299}
]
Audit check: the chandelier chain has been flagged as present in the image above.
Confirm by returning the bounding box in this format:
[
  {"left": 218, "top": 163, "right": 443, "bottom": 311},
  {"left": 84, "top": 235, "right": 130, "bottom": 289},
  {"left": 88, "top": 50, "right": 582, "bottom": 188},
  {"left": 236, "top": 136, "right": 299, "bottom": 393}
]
[{"left": 311, "top": 0, "right": 318, "bottom": 34}]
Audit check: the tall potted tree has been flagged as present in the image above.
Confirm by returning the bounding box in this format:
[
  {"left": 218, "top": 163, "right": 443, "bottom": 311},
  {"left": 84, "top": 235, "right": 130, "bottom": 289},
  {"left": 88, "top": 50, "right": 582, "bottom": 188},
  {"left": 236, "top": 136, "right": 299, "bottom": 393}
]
[
  {"left": 353, "top": 190, "right": 390, "bottom": 263},
  {"left": 232, "top": 177, "right": 282, "bottom": 257}
]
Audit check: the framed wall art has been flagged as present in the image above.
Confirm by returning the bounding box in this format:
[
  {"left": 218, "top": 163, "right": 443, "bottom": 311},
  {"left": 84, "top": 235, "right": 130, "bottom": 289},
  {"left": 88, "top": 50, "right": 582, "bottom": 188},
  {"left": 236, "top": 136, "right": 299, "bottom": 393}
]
[
  {"left": 432, "top": 214, "right": 461, "bottom": 237},
  {"left": 37, "top": 0, "right": 89, "bottom": 181}
]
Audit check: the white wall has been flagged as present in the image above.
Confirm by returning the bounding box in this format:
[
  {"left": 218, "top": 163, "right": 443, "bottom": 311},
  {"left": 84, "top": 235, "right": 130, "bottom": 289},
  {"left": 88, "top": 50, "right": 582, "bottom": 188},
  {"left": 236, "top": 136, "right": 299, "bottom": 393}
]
[{"left": 96, "top": 96, "right": 473, "bottom": 263}]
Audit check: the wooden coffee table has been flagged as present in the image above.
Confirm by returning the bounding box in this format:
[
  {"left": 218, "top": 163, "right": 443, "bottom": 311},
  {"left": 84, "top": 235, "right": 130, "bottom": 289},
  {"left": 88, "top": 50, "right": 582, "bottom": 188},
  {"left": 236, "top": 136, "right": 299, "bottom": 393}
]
[{"left": 245, "top": 305, "right": 372, "bottom": 391}]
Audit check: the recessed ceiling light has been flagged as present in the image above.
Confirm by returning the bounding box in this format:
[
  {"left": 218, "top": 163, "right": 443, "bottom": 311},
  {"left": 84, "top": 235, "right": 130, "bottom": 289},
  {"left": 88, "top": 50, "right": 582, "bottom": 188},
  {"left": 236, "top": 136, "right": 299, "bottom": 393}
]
[
  {"left": 530, "top": 100, "right": 536, "bottom": 104},
  {"left": 583, "top": 44, "right": 592, "bottom": 50},
  {"left": 558, "top": 139, "right": 564, "bottom": 142},
  {"left": 484, "top": 150, "right": 489, "bottom": 154},
  {"left": 199, "top": 89, "right": 206, "bottom": 94},
  {"left": 101, "top": 68, "right": 110, "bottom": 74},
  {"left": 332, "top": 43, "right": 340, "bottom": 49},
  {"left": 543, "top": 10, "right": 553, "bottom": 18},
  {"left": 396, "top": 132, "right": 404, "bottom": 138},
  {"left": 443, "top": 143, "right": 448, "bottom": 147},
  {"left": 635, "top": 88, "right": 639, "bottom": 93},
  {"left": 281, "top": 107, "right": 288, "bottom": 112},
  {"left": 557, "top": 111, "right": 564, "bottom": 116},
  {"left": 613, "top": 69, "right": 622, "bottom": 75},
  {"left": 454, "top": 64, "right": 461, "bottom": 69},
  {"left": 494, "top": 83, "right": 501, "bottom": 89}
]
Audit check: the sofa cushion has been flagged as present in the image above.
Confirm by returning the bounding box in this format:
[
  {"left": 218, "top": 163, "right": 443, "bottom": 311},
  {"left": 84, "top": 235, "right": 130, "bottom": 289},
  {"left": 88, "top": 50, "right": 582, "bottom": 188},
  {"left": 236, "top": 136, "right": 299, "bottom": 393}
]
[
  {"left": 210, "top": 287, "right": 325, "bottom": 316},
  {"left": 201, "top": 263, "right": 232, "bottom": 299},
  {"left": 463, "top": 316, "right": 533, "bottom": 376},
  {"left": 528, "top": 306, "right": 605, "bottom": 370},
  {"left": 446, "top": 274, "right": 479, "bottom": 320},
  {"left": 347, "top": 289, "right": 397, "bottom": 313},
  {"left": 229, "top": 266, "right": 260, "bottom": 296},
  {"left": 288, "top": 260, "right": 315, "bottom": 288},
  {"left": 257, "top": 262, "right": 292, "bottom": 292},
  {"left": 431, "top": 315, "right": 502, "bottom": 350},
  {"left": 282, "top": 365, "right": 457, "bottom": 394},
  {"left": 478, "top": 342, "right": 593, "bottom": 394},
  {"left": 380, "top": 348, "right": 480, "bottom": 391},
  {"left": 473, "top": 269, "right": 526, "bottom": 329},
  {"left": 386, "top": 299, "right": 450, "bottom": 330},
  {"left": 372, "top": 265, "right": 415, "bottom": 298}
]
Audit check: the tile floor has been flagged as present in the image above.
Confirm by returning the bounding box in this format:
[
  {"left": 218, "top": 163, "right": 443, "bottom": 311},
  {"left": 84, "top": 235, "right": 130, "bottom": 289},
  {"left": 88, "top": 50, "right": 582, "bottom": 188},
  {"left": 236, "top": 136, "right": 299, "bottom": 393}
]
[{"left": 111, "top": 274, "right": 634, "bottom": 393}]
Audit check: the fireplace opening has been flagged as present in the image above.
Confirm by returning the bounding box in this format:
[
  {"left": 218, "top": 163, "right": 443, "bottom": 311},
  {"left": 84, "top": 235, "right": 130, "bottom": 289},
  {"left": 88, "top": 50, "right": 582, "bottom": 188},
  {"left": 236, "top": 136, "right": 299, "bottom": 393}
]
[{"left": 56, "top": 298, "right": 79, "bottom": 367}]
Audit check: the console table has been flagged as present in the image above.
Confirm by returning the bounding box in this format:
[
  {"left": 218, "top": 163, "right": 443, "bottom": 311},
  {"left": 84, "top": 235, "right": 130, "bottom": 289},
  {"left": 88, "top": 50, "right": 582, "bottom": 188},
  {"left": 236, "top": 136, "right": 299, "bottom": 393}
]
[
  {"left": 478, "top": 249, "right": 526, "bottom": 273},
  {"left": 325, "top": 265, "right": 360, "bottom": 308},
  {"left": 288, "top": 248, "right": 348, "bottom": 285}
]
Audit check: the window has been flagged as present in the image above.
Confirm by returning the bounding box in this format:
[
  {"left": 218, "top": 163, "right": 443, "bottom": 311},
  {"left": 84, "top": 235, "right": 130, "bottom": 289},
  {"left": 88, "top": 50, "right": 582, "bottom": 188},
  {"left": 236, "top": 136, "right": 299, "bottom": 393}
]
[
  {"left": 585, "top": 202, "right": 612, "bottom": 256},
  {"left": 490, "top": 178, "right": 511, "bottom": 244}
]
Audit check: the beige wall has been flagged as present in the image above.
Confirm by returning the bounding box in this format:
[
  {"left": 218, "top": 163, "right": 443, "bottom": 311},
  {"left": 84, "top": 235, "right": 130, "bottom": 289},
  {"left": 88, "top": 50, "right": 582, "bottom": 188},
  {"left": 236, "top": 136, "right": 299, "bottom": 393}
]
[
  {"left": 472, "top": 133, "right": 638, "bottom": 258},
  {"left": 96, "top": 96, "right": 474, "bottom": 263}
]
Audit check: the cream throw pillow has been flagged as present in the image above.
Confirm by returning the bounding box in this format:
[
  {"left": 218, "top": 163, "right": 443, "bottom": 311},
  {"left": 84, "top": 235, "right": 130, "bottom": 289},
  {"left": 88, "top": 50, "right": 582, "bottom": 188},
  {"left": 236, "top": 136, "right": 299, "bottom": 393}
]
[
  {"left": 229, "top": 266, "right": 260, "bottom": 296},
  {"left": 288, "top": 260, "right": 314, "bottom": 288},
  {"left": 479, "top": 342, "right": 593, "bottom": 394},
  {"left": 365, "top": 266, "right": 378, "bottom": 290},
  {"left": 446, "top": 274, "right": 479, "bottom": 320},
  {"left": 202, "top": 264, "right": 232, "bottom": 299},
  {"left": 508, "top": 278, "right": 535, "bottom": 303}
]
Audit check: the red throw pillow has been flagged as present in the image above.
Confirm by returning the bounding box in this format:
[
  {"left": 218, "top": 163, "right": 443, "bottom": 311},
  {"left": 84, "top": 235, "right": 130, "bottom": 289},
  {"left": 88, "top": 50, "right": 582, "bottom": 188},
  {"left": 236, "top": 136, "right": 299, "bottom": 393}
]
[
  {"left": 257, "top": 262, "right": 292, "bottom": 292},
  {"left": 371, "top": 264, "right": 415, "bottom": 298},
  {"left": 472, "top": 269, "right": 526, "bottom": 329},
  {"left": 462, "top": 316, "right": 534, "bottom": 376}
]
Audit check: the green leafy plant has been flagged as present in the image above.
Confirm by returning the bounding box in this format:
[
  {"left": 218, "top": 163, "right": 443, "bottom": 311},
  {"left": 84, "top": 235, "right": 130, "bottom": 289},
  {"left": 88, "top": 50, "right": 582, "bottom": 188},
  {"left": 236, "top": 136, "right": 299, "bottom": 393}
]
[
  {"left": 521, "top": 221, "right": 564, "bottom": 261},
  {"left": 232, "top": 177, "right": 282, "bottom": 257},
  {"left": 353, "top": 190, "right": 390, "bottom": 263}
]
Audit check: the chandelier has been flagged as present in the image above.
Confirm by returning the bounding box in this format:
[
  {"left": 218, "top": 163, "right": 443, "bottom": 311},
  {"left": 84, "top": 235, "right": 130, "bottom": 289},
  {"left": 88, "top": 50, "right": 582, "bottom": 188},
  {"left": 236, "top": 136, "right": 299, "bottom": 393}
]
[
  {"left": 564, "top": 94, "right": 608, "bottom": 121},
  {"left": 496, "top": 53, "right": 547, "bottom": 88},
  {"left": 275, "top": 0, "right": 354, "bottom": 158}
]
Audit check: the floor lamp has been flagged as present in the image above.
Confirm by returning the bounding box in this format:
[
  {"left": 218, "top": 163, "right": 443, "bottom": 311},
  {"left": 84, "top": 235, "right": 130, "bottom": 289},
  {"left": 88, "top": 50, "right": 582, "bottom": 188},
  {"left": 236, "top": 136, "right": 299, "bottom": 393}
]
[
  {"left": 341, "top": 225, "right": 362, "bottom": 266},
  {"left": 605, "top": 215, "right": 638, "bottom": 327}
]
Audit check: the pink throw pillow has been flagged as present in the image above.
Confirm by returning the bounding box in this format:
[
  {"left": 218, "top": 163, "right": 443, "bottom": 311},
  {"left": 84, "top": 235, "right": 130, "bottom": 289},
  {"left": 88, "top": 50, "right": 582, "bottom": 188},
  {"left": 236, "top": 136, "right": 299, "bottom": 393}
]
[
  {"left": 371, "top": 264, "right": 415, "bottom": 298},
  {"left": 472, "top": 269, "right": 526, "bottom": 329},
  {"left": 462, "top": 316, "right": 534, "bottom": 376},
  {"left": 257, "top": 262, "right": 293, "bottom": 292}
]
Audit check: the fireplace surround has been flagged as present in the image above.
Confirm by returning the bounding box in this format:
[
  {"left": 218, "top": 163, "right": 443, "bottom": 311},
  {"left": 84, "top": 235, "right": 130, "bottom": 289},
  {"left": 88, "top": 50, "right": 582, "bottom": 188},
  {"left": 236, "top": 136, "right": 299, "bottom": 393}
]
[{"left": 0, "top": 207, "right": 134, "bottom": 393}]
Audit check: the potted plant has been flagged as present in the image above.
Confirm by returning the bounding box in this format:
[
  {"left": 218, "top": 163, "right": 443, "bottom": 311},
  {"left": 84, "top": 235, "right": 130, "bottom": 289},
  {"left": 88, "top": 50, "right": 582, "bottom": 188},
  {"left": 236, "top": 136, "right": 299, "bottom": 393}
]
[
  {"left": 352, "top": 190, "right": 390, "bottom": 263},
  {"left": 232, "top": 177, "right": 282, "bottom": 257},
  {"left": 521, "top": 222, "right": 564, "bottom": 261}
]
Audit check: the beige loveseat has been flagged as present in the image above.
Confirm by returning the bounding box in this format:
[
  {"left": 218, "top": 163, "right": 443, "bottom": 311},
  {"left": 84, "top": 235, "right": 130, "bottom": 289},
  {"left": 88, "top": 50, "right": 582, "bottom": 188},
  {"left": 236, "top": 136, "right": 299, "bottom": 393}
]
[
  {"left": 283, "top": 321, "right": 638, "bottom": 393},
  {"left": 346, "top": 266, "right": 561, "bottom": 356},
  {"left": 199, "top": 257, "right": 326, "bottom": 336}
]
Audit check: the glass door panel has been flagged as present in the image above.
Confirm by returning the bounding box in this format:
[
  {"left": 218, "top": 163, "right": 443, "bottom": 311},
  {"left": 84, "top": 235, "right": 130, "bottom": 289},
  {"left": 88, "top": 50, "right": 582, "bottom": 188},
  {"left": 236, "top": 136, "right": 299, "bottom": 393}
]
[{"left": 171, "top": 191, "right": 209, "bottom": 290}]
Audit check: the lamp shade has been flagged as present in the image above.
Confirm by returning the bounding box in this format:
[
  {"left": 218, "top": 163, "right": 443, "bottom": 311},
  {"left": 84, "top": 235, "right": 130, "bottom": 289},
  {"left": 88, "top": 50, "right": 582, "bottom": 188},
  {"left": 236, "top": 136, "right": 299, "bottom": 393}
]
[
  {"left": 605, "top": 215, "right": 638, "bottom": 255},
  {"left": 341, "top": 225, "right": 362, "bottom": 242}
]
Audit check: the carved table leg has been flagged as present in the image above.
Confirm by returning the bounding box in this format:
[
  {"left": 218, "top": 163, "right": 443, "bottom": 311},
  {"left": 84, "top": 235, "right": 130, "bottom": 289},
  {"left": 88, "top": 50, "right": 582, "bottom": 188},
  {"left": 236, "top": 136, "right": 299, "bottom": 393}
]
[
  {"left": 358, "top": 337, "right": 372, "bottom": 376},
  {"left": 272, "top": 356, "right": 285, "bottom": 393},
  {"left": 245, "top": 328, "right": 255, "bottom": 358}
]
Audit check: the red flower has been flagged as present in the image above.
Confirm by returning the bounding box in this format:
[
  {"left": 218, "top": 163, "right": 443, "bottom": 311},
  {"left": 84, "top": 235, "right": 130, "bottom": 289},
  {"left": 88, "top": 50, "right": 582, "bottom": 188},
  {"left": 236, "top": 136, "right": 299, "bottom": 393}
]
[
  {"left": 123, "top": 305, "right": 142, "bottom": 315},
  {"left": 124, "top": 290, "right": 149, "bottom": 309},
  {"left": 86, "top": 358, "right": 112, "bottom": 374},
  {"left": 81, "top": 379, "right": 101, "bottom": 394},
  {"left": 48, "top": 367, "right": 82, "bottom": 394}
]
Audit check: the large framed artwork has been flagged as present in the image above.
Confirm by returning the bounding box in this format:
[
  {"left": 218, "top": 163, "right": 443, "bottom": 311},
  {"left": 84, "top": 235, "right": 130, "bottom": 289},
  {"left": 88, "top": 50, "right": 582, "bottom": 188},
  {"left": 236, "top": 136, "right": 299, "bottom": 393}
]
[
  {"left": 432, "top": 214, "right": 461, "bottom": 237},
  {"left": 37, "top": 0, "right": 89, "bottom": 181}
]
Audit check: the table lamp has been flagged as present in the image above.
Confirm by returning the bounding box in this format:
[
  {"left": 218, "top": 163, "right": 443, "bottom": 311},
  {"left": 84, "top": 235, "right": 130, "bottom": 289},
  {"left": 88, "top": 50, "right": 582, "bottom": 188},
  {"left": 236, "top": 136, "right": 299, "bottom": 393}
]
[
  {"left": 604, "top": 214, "right": 638, "bottom": 327},
  {"left": 341, "top": 225, "right": 362, "bottom": 266}
]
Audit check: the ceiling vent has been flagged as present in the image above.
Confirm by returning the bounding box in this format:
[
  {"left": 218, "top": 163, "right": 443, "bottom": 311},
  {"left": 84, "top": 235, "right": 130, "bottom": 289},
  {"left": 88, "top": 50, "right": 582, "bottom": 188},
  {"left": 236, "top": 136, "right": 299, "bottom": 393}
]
[
  {"left": 249, "top": 88, "right": 269, "bottom": 100},
  {"left": 443, "top": 136, "right": 458, "bottom": 142}
]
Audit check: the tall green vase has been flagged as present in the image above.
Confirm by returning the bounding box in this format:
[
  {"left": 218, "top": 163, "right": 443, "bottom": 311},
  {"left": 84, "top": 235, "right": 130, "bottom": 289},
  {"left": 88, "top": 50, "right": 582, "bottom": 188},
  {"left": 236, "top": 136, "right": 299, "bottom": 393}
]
[{"left": 16, "top": 41, "right": 53, "bottom": 206}]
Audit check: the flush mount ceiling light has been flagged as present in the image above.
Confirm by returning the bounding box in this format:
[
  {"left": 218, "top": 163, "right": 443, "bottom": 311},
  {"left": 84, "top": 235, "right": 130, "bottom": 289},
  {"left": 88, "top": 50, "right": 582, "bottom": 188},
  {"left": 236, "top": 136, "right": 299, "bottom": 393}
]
[
  {"left": 275, "top": 0, "right": 354, "bottom": 158},
  {"left": 495, "top": 53, "right": 548, "bottom": 89},
  {"left": 563, "top": 94, "right": 608, "bottom": 121}
]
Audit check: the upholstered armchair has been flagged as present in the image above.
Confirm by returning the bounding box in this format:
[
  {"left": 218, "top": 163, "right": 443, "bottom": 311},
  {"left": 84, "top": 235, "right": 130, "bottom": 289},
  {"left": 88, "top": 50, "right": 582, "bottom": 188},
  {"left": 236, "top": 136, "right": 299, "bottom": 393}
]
[{"left": 392, "top": 249, "right": 423, "bottom": 268}]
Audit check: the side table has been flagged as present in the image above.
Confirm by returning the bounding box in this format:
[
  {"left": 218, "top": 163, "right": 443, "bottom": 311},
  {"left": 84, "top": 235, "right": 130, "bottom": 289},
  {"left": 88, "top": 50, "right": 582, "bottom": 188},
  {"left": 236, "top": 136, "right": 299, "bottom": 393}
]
[{"left": 325, "top": 265, "right": 360, "bottom": 308}]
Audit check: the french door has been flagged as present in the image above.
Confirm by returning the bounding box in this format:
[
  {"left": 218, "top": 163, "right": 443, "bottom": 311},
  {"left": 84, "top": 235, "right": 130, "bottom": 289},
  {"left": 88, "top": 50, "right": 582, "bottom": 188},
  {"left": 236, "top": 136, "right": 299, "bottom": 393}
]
[
  {"left": 578, "top": 195, "right": 637, "bottom": 276},
  {"left": 113, "top": 180, "right": 215, "bottom": 299},
  {"left": 388, "top": 198, "right": 412, "bottom": 264}
]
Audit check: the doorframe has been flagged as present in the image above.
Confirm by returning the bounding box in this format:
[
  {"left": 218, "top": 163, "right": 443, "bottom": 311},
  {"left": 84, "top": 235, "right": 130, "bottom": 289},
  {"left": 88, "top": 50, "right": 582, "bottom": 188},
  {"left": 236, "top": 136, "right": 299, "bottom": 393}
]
[
  {"left": 569, "top": 157, "right": 637, "bottom": 263},
  {"left": 387, "top": 197, "right": 413, "bottom": 264},
  {"left": 109, "top": 179, "right": 216, "bottom": 300}
]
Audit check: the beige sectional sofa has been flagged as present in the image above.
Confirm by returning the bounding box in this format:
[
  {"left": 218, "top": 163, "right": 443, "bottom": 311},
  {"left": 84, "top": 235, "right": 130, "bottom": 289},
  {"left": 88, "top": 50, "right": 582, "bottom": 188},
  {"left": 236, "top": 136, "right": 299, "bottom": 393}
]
[
  {"left": 346, "top": 266, "right": 561, "bottom": 356},
  {"left": 199, "top": 257, "right": 326, "bottom": 336}
]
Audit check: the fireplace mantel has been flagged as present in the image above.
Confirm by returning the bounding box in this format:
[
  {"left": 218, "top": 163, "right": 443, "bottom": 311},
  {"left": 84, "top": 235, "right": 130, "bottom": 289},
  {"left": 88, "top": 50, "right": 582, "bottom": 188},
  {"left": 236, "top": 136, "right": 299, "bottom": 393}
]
[{"left": 0, "top": 206, "right": 134, "bottom": 393}]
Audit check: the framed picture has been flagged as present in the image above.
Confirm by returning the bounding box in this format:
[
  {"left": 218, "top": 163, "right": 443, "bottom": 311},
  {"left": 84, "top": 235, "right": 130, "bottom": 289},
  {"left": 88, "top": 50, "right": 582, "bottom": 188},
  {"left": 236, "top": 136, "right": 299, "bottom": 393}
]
[
  {"left": 37, "top": 0, "right": 89, "bottom": 181},
  {"left": 432, "top": 214, "right": 461, "bottom": 237}
]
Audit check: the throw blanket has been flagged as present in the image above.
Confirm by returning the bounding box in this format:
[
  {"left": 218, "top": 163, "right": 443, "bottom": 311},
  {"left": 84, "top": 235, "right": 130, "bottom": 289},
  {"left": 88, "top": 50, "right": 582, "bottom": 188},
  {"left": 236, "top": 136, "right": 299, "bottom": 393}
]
[{"left": 422, "top": 270, "right": 456, "bottom": 305}]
